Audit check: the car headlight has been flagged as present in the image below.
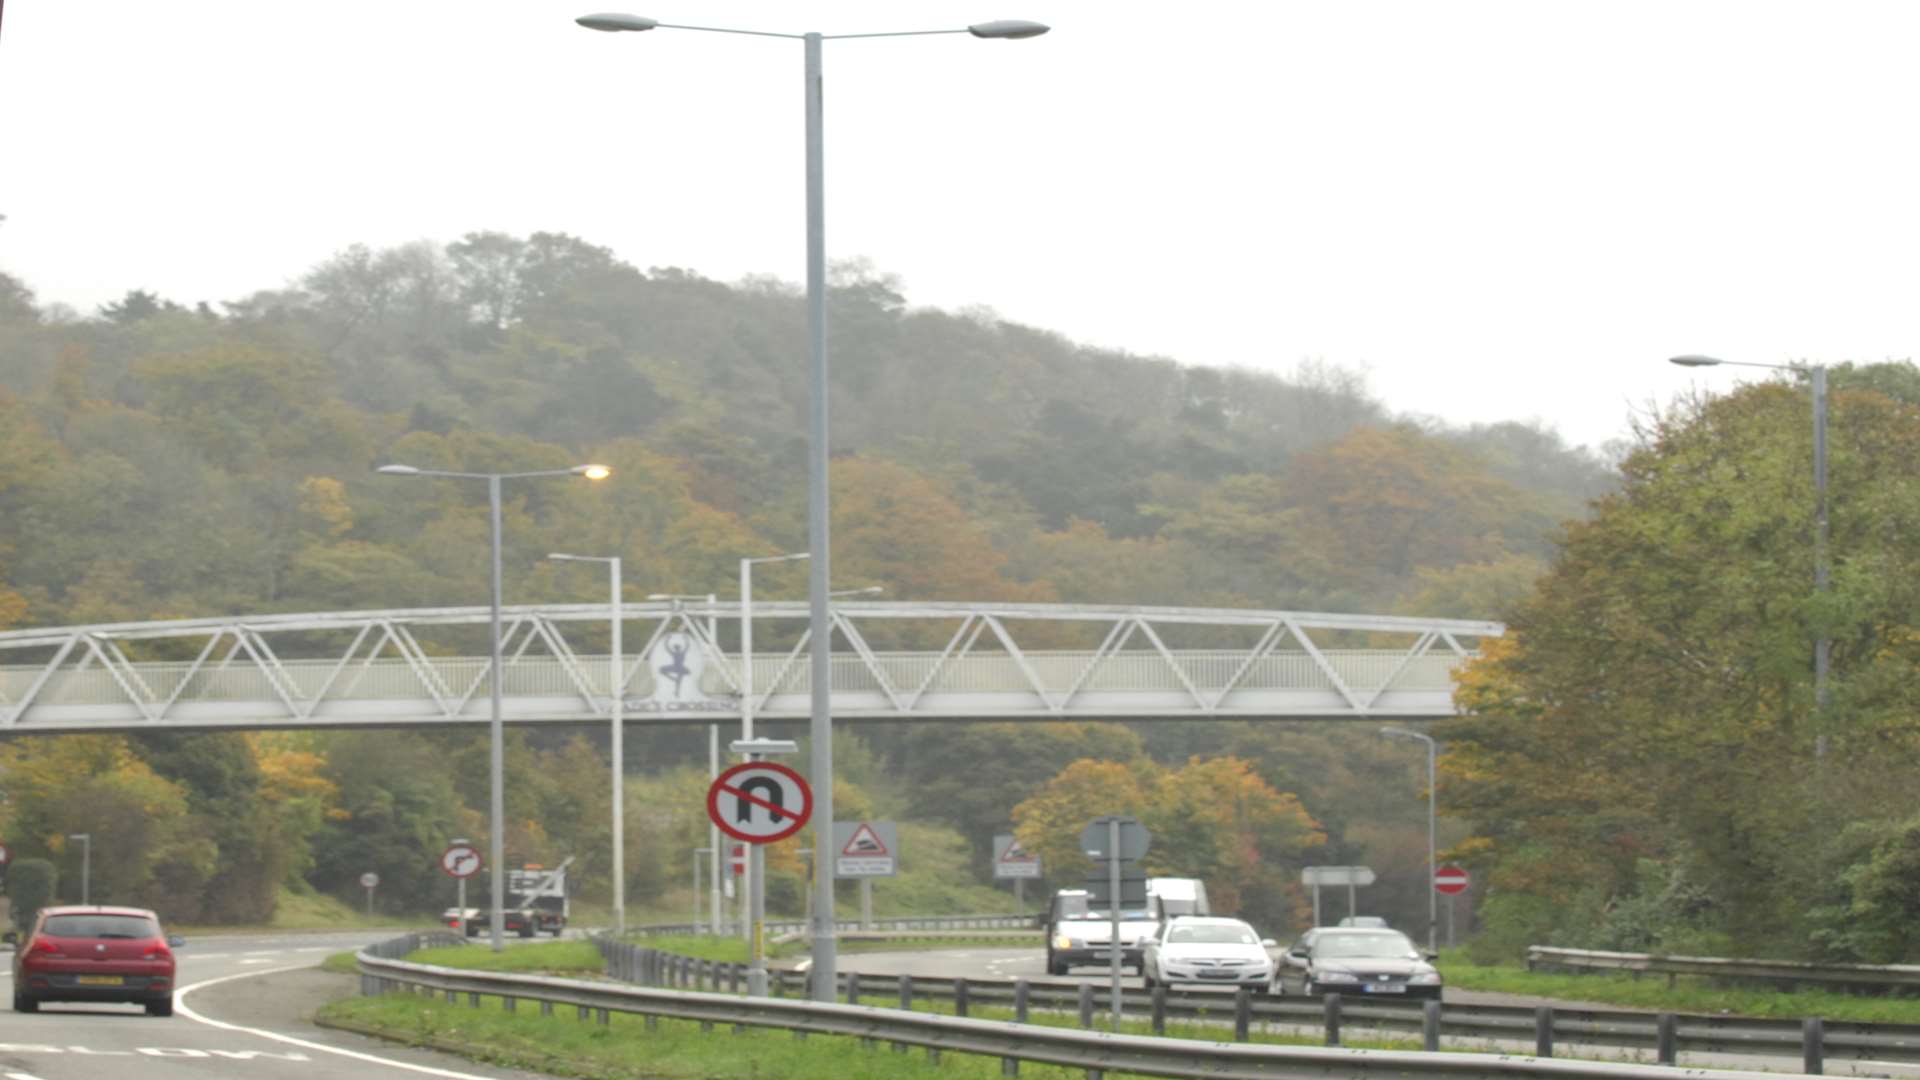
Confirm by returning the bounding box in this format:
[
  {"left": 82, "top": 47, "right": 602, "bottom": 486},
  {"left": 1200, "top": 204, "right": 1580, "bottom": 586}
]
[
  {"left": 1408, "top": 971, "right": 1443, "bottom": 985},
  {"left": 1313, "top": 970, "right": 1360, "bottom": 983},
  {"left": 1054, "top": 936, "right": 1083, "bottom": 950}
]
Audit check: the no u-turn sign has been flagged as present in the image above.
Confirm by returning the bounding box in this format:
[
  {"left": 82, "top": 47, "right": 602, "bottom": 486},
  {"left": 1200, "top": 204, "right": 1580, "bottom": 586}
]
[{"left": 707, "top": 761, "right": 813, "bottom": 845}]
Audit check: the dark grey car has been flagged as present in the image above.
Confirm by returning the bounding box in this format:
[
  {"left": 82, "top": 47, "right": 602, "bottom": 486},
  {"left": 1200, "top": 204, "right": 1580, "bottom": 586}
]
[{"left": 1274, "top": 927, "right": 1442, "bottom": 1000}]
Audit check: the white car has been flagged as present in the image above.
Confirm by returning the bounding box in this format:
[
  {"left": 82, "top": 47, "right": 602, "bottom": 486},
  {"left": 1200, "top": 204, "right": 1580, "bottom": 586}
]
[{"left": 1141, "top": 916, "right": 1276, "bottom": 992}]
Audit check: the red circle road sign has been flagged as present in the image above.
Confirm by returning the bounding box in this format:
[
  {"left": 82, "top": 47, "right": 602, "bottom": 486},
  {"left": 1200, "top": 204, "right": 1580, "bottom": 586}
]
[
  {"left": 707, "top": 761, "right": 813, "bottom": 845},
  {"left": 1434, "top": 864, "right": 1470, "bottom": 895},
  {"left": 440, "top": 843, "right": 483, "bottom": 879}
]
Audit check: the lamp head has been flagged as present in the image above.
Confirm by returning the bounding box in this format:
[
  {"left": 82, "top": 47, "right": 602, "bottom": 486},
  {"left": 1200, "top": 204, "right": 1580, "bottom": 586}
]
[
  {"left": 375, "top": 464, "right": 420, "bottom": 476},
  {"left": 577, "top": 12, "right": 659, "bottom": 32},
  {"left": 575, "top": 464, "right": 613, "bottom": 480},
  {"left": 1668, "top": 355, "right": 1723, "bottom": 368},
  {"left": 968, "top": 19, "right": 1050, "bottom": 38}
]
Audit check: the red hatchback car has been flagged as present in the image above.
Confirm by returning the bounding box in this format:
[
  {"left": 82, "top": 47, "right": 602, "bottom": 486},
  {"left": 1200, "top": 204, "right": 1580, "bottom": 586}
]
[{"left": 11, "top": 905, "right": 182, "bottom": 1016}]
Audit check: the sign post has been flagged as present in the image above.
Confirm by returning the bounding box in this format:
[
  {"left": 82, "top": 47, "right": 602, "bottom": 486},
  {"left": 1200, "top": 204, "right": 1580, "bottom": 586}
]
[
  {"left": 359, "top": 871, "right": 380, "bottom": 917},
  {"left": 711, "top": 747, "right": 809, "bottom": 998},
  {"left": 832, "top": 821, "right": 898, "bottom": 931},
  {"left": 440, "top": 840, "right": 481, "bottom": 933},
  {"left": 1080, "top": 815, "right": 1150, "bottom": 1030},
  {"left": 1300, "top": 865, "right": 1375, "bottom": 926},
  {"left": 993, "top": 833, "right": 1042, "bottom": 910}
]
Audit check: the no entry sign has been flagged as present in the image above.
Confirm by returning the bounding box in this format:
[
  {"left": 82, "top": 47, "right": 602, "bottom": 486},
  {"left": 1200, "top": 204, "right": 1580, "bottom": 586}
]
[
  {"left": 1434, "top": 864, "right": 1470, "bottom": 895},
  {"left": 708, "top": 761, "right": 813, "bottom": 845}
]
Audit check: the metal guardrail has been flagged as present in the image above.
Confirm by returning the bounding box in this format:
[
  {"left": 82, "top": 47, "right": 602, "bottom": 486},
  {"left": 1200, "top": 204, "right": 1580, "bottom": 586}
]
[
  {"left": 636, "top": 914, "right": 1037, "bottom": 937},
  {"left": 601, "top": 937, "right": 1920, "bottom": 1073},
  {"left": 355, "top": 938, "right": 1784, "bottom": 1080},
  {"left": 1529, "top": 945, "right": 1920, "bottom": 991}
]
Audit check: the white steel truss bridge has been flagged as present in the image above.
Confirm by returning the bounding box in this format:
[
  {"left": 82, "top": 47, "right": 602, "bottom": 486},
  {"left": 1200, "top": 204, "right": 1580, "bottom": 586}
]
[{"left": 0, "top": 602, "right": 1502, "bottom": 734}]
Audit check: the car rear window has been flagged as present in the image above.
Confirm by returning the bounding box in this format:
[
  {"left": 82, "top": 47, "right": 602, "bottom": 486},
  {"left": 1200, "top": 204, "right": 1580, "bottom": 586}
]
[{"left": 41, "top": 914, "right": 161, "bottom": 939}]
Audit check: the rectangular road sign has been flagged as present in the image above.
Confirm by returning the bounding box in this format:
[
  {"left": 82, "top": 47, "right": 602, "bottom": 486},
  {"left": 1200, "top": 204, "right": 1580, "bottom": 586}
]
[
  {"left": 992, "top": 833, "right": 1043, "bottom": 879},
  {"left": 1301, "top": 865, "right": 1375, "bottom": 887},
  {"left": 832, "top": 821, "right": 898, "bottom": 878}
]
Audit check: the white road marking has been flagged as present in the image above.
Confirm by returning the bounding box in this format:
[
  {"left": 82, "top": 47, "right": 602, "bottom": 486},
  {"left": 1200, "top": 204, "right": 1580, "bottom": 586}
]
[
  {"left": 6, "top": 1071, "right": 47, "bottom": 1079},
  {"left": 794, "top": 959, "right": 812, "bottom": 973},
  {"left": 239, "top": 958, "right": 277, "bottom": 965},
  {"left": 177, "top": 964, "right": 507, "bottom": 1079}
]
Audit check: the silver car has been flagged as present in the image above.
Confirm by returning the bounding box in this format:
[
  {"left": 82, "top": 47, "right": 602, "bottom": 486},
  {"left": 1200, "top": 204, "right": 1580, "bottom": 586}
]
[{"left": 1141, "top": 916, "right": 1276, "bottom": 992}]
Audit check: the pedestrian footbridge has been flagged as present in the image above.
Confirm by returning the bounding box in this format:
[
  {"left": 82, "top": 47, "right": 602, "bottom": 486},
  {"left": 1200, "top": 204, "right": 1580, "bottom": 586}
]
[{"left": 0, "top": 602, "right": 1502, "bottom": 734}]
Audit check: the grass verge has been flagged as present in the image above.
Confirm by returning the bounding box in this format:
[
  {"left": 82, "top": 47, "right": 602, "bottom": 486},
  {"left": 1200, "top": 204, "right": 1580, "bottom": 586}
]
[{"left": 1438, "top": 952, "right": 1920, "bottom": 1024}]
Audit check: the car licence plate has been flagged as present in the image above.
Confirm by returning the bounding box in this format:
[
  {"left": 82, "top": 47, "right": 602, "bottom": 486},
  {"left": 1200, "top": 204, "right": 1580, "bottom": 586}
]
[
  {"left": 1361, "top": 983, "right": 1405, "bottom": 993},
  {"left": 77, "top": 975, "right": 125, "bottom": 986}
]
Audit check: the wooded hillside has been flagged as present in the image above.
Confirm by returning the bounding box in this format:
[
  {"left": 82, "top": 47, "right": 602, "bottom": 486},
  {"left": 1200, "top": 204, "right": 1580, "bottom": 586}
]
[{"left": 0, "top": 233, "right": 1612, "bottom": 931}]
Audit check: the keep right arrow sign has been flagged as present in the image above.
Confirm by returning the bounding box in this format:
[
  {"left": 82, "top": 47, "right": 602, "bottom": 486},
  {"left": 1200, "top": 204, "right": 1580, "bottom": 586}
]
[{"left": 1434, "top": 864, "right": 1470, "bottom": 895}]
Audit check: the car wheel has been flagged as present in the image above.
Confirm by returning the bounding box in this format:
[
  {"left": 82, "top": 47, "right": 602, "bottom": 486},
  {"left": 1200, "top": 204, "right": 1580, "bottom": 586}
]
[
  {"left": 147, "top": 995, "right": 174, "bottom": 1018},
  {"left": 1046, "top": 952, "right": 1068, "bottom": 977},
  {"left": 518, "top": 925, "right": 534, "bottom": 939},
  {"left": 13, "top": 992, "right": 37, "bottom": 1013},
  {"left": 1142, "top": 967, "right": 1156, "bottom": 989}
]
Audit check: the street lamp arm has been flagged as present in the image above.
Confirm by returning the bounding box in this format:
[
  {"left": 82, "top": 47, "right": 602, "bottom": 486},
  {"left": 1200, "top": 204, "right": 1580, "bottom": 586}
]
[
  {"left": 1669, "top": 354, "right": 1820, "bottom": 374},
  {"left": 576, "top": 14, "right": 1048, "bottom": 41},
  {"left": 375, "top": 464, "right": 610, "bottom": 482}
]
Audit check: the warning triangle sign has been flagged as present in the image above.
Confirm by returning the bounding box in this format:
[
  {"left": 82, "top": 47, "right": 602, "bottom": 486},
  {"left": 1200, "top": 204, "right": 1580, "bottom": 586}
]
[
  {"left": 1000, "top": 838, "right": 1036, "bottom": 862},
  {"left": 841, "top": 823, "right": 889, "bottom": 857}
]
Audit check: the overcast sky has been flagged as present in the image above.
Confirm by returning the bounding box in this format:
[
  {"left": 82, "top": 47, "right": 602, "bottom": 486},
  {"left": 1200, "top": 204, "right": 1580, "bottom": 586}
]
[{"left": 4, "top": 1, "right": 1917, "bottom": 451}]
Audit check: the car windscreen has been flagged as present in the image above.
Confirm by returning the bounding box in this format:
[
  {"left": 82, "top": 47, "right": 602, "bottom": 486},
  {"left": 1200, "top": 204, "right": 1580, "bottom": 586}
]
[
  {"left": 1167, "top": 924, "right": 1257, "bottom": 944},
  {"left": 1313, "top": 932, "right": 1416, "bottom": 959},
  {"left": 41, "top": 914, "right": 161, "bottom": 939}
]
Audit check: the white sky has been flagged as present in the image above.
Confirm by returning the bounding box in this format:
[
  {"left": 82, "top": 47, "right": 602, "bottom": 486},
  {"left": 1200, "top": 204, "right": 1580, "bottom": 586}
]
[{"left": 4, "top": 1, "right": 1918, "bottom": 451}]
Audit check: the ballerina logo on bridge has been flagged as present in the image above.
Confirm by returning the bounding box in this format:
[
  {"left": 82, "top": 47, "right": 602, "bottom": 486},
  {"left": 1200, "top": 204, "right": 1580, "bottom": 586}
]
[{"left": 649, "top": 630, "right": 707, "bottom": 704}]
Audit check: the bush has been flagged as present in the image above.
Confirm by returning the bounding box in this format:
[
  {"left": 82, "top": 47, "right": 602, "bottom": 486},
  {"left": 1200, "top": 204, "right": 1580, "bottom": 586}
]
[{"left": 9, "top": 858, "right": 57, "bottom": 933}]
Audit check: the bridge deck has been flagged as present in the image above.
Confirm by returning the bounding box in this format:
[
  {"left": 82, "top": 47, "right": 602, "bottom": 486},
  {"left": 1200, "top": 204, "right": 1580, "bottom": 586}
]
[{"left": 0, "top": 602, "right": 1501, "bottom": 733}]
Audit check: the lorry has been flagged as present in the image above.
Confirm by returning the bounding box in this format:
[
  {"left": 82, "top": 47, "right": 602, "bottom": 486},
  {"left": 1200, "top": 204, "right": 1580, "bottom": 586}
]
[{"left": 443, "top": 857, "right": 572, "bottom": 939}]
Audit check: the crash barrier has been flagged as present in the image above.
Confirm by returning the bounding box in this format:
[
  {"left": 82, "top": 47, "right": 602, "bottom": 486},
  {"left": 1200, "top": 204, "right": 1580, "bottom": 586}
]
[
  {"left": 594, "top": 937, "right": 1920, "bottom": 1075},
  {"left": 633, "top": 914, "right": 1037, "bottom": 937},
  {"left": 356, "top": 939, "right": 1786, "bottom": 1080},
  {"left": 1528, "top": 945, "right": 1920, "bottom": 993}
]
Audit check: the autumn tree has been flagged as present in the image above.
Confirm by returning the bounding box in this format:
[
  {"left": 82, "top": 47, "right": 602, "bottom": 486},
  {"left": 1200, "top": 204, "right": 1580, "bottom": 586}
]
[{"left": 1447, "top": 371, "right": 1920, "bottom": 958}]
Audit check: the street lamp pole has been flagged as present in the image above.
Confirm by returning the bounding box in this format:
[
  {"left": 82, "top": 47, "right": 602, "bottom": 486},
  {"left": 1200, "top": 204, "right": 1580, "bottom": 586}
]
[
  {"left": 1380, "top": 727, "right": 1437, "bottom": 954},
  {"left": 67, "top": 833, "right": 90, "bottom": 905},
  {"left": 377, "top": 462, "right": 611, "bottom": 951},
  {"left": 1669, "top": 356, "right": 1832, "bottom": 730},
  {"left": 576, "top": 11, "right": 1047, "bottom": 1000},
  {"left": 549, "top": 553, "right": 625, "bottom": 935}
]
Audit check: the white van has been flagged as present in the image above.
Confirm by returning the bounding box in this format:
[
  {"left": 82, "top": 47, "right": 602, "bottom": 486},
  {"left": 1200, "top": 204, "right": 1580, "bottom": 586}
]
[{"left": 1145, "top": 877, "right": 1210, "bottom": 918}]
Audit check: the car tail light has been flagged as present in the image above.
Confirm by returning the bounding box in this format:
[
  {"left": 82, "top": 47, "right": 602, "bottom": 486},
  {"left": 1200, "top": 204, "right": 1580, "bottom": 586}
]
[
  {"left": 143, "top": 943, "right": 173, "bottom": 961},
  {"left": 33, "top": 939, "right": 62, "bottom": 956}
]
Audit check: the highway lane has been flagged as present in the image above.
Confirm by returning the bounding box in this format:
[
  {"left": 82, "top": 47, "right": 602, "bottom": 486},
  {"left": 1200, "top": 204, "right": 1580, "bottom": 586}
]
[{"left": 0, "top": 930, "right": 548, "bottom": 1080}]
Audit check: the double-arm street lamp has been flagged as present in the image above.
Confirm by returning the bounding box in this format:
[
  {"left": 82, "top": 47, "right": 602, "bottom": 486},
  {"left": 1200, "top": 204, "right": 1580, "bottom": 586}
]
[
  {"left": 1669, "top": 355, "right": 1831, "bottom": 729},
  {"left": 548, "top": 552, "right": 626, "bottom": 935},
  {"left": 575, "top": 13, "right": 1047, "bottom": 999},
  {"left": 376, "top": 462, "right": 611, "bottom": 950},
  {"left": 1379, "top": 727, "right": 1437, "bottom": 954}
]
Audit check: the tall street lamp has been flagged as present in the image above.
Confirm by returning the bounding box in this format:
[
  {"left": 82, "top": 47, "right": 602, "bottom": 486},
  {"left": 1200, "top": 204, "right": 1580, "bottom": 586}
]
[
  {"left": 577, "top": 10, "right": 1047, "bottom": 1003},
  {"left": 1379, "top": 727, "right": 1437, "bottom": 954},
  {"left": 1669, "top": 355, "right": 1832, "bottom": 732},
  {"left": 376, "top": 461, "right": 611, "bottom": 951},
  {"left": 549, "top": 552, "right": 626, "bottom": 935},
  {"left": 67, "top": 832, "right": 91, "bottom": 905}
]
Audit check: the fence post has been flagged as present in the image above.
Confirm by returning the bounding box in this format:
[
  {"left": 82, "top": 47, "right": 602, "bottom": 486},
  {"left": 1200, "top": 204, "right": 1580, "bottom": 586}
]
[
  {"left": 1078, "top": 983, "right": 1096, "bottom": 1028},
  {"left": 1534, "top": 1006, "right": 1554, "bottom": 1057},
  {"left": 955, "top": 979, "right": 970, "bottom": 1018},
  {"left": 1014, "top": 979, "right": 1031, "bottom": 1024},
  {"left": 1422, "top": 999, "right": 1441, "bottom": 1051},
  {"left": 847, "top": 971, "right": 861, "bottom": 1006},
  {"left": 1657, "top": 1013, "right": 1678, "bottom": 1065},
  {"left": 1324, "top": 993, "right": 1343, "bottom": 1047},
  {"left": 899, "top": 975, "right": 915, "bottom": 1011},
  {"left": 1234, "top": 988, "right": 1252, "bottom": 1042},
  {"left": 1151, "top": 984, "right": 1167, "bottom": 1035},
  {"left": 1803, "top": 1017, "right": 1825, "bottom": 1075}
]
